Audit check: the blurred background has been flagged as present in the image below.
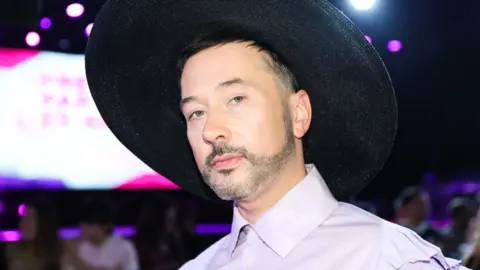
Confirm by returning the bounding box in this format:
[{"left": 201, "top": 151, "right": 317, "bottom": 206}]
[{"left": 0, "top": 0, "right": 479, "bottom": 269}]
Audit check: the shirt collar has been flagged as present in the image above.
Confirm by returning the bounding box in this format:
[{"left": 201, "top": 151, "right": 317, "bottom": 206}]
[{"left": 226, "top": 164, "right": 339, "bottom": 258}]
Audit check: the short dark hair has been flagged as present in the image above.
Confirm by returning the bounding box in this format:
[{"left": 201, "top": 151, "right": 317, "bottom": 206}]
[
  {"left": 79, "top": 198, "right": 116, "bottom": 233},
  {"left": 394, "top": 186, "right": 424, "bottom": 210},
  {"left": 177, "top": 26, "right": 299, "bottom": 93},
  {"left": 447, "top": 197, "right": 471, "bottom": 218}
]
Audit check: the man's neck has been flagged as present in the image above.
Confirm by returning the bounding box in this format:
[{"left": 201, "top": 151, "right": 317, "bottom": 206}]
[{"left": 235, "top": 161, "right": 307, "bottom": 224}]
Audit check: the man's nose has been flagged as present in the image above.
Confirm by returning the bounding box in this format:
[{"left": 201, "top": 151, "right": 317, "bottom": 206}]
[{"left": 202, "top": 113, "right": 231, "bottom": 145}]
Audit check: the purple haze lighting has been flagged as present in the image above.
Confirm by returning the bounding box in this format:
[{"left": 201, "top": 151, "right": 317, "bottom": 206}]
[
  {"left": 18, "top": 204, "right": 26, "bottom": 216},
  {"left": 25, "top": 32, "right": 40, "bottom": 47},
  {"left": 365, "top": 35, "right": 372, "bottom": 44},
  {"left": 1, "top": 231, "right": 19, "bottom": 242},
  {"left": 40, "top": 17, "right": 52, "bottom": 29},
  {"left": 439, "top": 181, "right": 480, "bottom": 195},
  {"left": 423, "top": 173, "right": 437, "bottom": 183},
  {"left": 0, "top": 224, "right": 232, "bottom": 242},
  {"left": 196, "top": 223, "right": 231, "bottom": 234},
  {"left": 387, "top": 40, "right": 403, "bottom": 52},
  {"left": 85, "top": 23, "right": 93, "bottom": 37},
  {"left": 0, "top": 221, "right": 450, "bottom": 242},
  {"left": 0, "top": 201, "right": 3, "bottom": 215},
  {"left": 66, "top": 3, "right": 85, "bottom": 18}
]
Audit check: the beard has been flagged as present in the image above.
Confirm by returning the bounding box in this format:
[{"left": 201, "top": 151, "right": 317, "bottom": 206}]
[{"left": 201, "top": 104, "right": 295, "bottom": 201}]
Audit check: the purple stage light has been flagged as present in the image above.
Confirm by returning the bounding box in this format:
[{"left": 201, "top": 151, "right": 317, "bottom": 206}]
[
  {"left": 85, "top": 23, "right": 93, "bottom": 37},
  {"left": 59, "top": 39, "right": 71, "bottom": 50},
  {"left": 66, "top": 3, "right": 85, "bottom": 18},
  {"left": 40, "top": 17, "right": 52, "bottom": 29},
  {"left": 365, "top": 35, "right": 372, "bottom": 44},
  {"left": 0, "top": 231, "right": 19, "bottom": 242},
  {"left": 25, "top": 32, "right": 40, "bottom": 47},
  {"left": 423, "top": 173, "right": 437, "bottom": 183},
  {"left": 18, "top": 204, "right": 26, "bottom": 216},
  {"left": 387, "top": 40, "right": 403, "bottom": 52}
]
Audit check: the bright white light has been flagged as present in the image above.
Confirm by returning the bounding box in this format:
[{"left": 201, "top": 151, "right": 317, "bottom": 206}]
[
  {"left": 25, "top": 32, "right": 40, "bottom": 47},
  {"left": 66, "top": 3, "right": 85, "bottom": 18},
  {"left": 349, "top": 0, "right": 376, "bottom": 10}
]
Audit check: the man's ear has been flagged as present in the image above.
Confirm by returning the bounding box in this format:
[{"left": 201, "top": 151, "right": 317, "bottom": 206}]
[{"left": 291, "top": 90, "right": 312, "bottom": 139}]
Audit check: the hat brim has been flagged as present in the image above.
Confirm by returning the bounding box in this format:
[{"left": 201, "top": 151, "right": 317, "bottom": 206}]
[{"left": 85, "top": 0, "right": 397, "bottom": 201}]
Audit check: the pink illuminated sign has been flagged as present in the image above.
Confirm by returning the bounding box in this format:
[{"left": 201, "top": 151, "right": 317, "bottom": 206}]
[{"left": 0, "top": 48, "right": 178, "bottom": 190}]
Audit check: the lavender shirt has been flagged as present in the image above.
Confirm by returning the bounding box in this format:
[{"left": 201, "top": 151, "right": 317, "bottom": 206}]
[{"left": 181, "top": 164, "right": 470, "bottom": 270}]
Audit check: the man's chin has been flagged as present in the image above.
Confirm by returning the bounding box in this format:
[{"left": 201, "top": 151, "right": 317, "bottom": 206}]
[
  {"left": 216, "top": 168, "right": 236, "bottom": 175},
  {"left": 209, "top": 170, "right": 239, "bottom": 186},
  {"left": 208, "top": 173, "right": 242, "bottom": 190}
]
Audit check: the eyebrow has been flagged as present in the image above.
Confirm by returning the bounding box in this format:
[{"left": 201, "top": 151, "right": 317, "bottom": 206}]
[{"left": 179, "top": 78, "right": 246, "bottom": 110}]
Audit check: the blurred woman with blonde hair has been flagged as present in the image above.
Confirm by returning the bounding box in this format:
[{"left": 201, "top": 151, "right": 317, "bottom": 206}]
[{"left": 6, "top": 199, "right": 63, "bottom": 270}]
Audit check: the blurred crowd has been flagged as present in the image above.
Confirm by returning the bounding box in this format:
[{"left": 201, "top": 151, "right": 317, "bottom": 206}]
[
  {"left": 0, "top": 197, "right": 202, "bottom": 270},
  {"left": 391, "top": 187, "right": 479, "bottom": 269},
  {"left": 0, "top": 187, "right": 478, "bottom": 270}
]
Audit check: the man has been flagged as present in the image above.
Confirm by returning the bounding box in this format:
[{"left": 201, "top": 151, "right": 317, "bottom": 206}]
[
  {"left": 463, "top": 206, "right": 480, "bottom": 269},
  {"left": 443, "top": 197, "right": 474, "bottom": 259},
  {"left": 394, "top": 186, "right": 445, "bottom": 247},
  {"left": 65, "top": 198, "right": 139, "bottom": 270},
  {"left": 84, "top": 0, "right": 470, "bottom": 268}
]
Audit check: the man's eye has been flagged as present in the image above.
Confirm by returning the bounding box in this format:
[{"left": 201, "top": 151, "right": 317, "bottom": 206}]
[
  {"left": 188, "top": 110, "right": 205, "bottom": 120},
  {"left": 230, "top": 96, "right": 245, "bottom": 104}
]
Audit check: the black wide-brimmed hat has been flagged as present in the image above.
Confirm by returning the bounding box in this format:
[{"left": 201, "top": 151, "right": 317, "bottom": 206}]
[{"left": 85, "top": 0, "right": 397, "bottom": 201}]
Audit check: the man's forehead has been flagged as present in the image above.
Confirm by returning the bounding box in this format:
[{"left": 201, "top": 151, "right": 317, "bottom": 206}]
[
  {"left": 182, "top": 43, "right": 267, "bottom": 76},
  {"left": 180, "top": 44, "right": 268, "bottom": 94}
]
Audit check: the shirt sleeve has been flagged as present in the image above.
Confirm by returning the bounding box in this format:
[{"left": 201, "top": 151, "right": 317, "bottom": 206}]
[
  {"left": 398, "top": 256, "right": 471, "bottom": 270},
  {"left": 120, "top": 241, "right": 139, "bottom": 270},
  {"left": 380, "top": 222, "right": 472, "bottom": 270}
]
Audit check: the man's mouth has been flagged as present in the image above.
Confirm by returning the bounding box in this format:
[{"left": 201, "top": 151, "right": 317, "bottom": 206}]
[{"left": 211, "top": 154, "right": 245, "bottom": 170}]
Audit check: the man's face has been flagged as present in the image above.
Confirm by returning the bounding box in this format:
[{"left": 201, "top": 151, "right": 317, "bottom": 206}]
[
  {"left": 79, "top": 222, "right": 105, "bottom": 242},
  {"left": 408, "top": 193, "right": 430, "bottom": 220},
  {"left": 180, "top": 42, "right": 297, "bottom": 201}
]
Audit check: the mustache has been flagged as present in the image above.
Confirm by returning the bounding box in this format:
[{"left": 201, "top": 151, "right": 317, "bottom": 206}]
[{"left": 205, "top": 144, "right": 248, "bottom": 168}]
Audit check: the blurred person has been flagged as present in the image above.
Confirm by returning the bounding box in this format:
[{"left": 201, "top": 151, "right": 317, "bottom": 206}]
[
  {"left": 394, "top": 186, "right": 445, "bottom": 247},
  {"left": 85, "top": 0, "right": 469, "bottom": 268},
  {"left": 64, "top": 198, "right": 138, "bottom": 270},
  {"left": 463, "top": 206, "right": 480, "bottom": 269},
  {"left": 443, "top": 197, "right": 474, "bottom": 259},
  {"left": 6, "top": 199, "right": 63, "bottom": 270},
  {"left": 0, "top": 211, "right": 7, "bottom": 270},
  {"left": 166, "top": 200, "right": 200, "bottom": 256},
  {"left": 0, "top": 239, "right": 6, "bottom": 270},
  {"left": 133, "top": 198, "right": 194, "bottom": 270}
]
